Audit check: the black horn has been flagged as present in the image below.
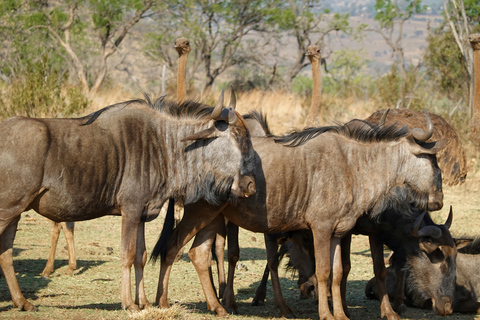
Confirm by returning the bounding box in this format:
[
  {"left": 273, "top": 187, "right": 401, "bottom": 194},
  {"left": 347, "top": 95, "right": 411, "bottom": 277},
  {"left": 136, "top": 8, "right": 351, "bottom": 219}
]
[
  {"left": 379, "top": 109, "right": 390, "bottom": 126},
  {"left": 412, "top": 212, "right": 442, "bottom": 238},
  {"left": 444, "top": 205, "right": 453, "bottom": 230},
  {"left": 228, "top": 86, "right": 237, "bottom": 110},
  {"left": 411, "top": 110, "right": 433, "bottom": 142},
  {"left": 211, "top": 89, "right": 225, "bottom": 119},
  {"left": 412, "top": 211, "right": 427, "bottom": 237}
]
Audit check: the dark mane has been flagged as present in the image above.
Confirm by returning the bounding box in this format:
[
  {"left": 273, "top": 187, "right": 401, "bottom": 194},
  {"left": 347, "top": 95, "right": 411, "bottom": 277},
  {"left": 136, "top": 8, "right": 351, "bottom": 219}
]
[
  {"left": 274, "top": 121, "right": 410, "bottom": 147},
  {"left": 243, "top": 110, "right": 272, "bottom": 135},
  {"left": 81, "top": 93, "right": 213, "bottom": 126}
]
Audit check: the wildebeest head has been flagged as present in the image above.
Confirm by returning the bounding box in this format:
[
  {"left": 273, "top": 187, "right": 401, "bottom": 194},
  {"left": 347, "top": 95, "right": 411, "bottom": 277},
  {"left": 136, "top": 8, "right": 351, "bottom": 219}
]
[
  {"left": 181, "top": 88, "right": 256, "bottom": 202},
  {"left": 406, "top": 208, "right": 456, "bottom": 316},
  {"left": 397, "top": 110, "right": 446, "bottom": 212}
]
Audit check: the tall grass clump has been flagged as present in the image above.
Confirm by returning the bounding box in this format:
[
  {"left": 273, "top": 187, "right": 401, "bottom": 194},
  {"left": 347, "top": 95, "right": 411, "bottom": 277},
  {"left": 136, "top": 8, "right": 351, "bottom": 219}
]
[{"left": 0, "top": 55, "right": 89, "bottom": 120}]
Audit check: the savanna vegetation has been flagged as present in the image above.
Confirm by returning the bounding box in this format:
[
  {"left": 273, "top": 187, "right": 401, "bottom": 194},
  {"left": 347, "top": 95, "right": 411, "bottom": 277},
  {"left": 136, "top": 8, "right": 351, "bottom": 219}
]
[{"left": 1, "top": 0, "right": 480, "bottom": 319}]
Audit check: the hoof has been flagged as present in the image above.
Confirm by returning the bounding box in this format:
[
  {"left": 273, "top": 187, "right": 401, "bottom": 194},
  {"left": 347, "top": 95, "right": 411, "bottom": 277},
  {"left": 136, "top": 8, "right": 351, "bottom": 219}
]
[
  {"left": 139, "top": 302, "right": 153, "bottom": 310},
  {"left": 226, "top": 307, "right": 239, "bottom": 315},
  {"left": 250, "top": 300, "right": 264, "bottom": 307},
  {"left": 123, "top": 304, "right": 141, "bottom": 312},
  {"left": 395, "top": 303, "right": 407, "bottom": 315},
  {"left": 215, "top": 307, "right": 228, "bottom": 317},
  {"left": 19, "top": 301, "right": 37, "bottom": 312}
]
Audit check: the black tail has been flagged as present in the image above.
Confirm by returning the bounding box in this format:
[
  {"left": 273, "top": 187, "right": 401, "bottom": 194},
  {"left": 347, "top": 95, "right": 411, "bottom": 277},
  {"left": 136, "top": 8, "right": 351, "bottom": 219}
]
[{"left": 150, "top": 198, "right": 175, "bottom": 263}]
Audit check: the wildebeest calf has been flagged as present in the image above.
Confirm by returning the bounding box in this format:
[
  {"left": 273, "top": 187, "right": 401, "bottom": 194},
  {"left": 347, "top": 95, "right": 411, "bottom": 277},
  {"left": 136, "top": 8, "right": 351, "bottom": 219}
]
[{"left": 366, "top": 236, "right": 480, "bottom": 314}]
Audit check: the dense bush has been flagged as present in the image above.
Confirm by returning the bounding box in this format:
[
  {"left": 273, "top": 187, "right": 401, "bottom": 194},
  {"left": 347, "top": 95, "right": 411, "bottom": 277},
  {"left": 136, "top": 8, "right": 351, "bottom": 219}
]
[{"left": 0, "top": 56, "right": 89, "bottom": 119}]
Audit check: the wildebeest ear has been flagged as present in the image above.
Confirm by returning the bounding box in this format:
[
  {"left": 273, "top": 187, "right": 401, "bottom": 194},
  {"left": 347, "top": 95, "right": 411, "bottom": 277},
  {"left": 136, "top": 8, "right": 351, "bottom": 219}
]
[
  {"left": 181, "top": 126, "right": 217, "bottom": 142},
  {"left": 411, "top": 139, "right": 447, "bottom": 155},
  {"left": 454, "top": 238, "right": 473, "bottom": 250}
]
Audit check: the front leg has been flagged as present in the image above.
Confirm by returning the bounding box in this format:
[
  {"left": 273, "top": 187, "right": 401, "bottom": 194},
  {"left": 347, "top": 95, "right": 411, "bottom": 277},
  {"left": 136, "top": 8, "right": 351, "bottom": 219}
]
[
  {"left": 369, "top": 235, "right": 400, "bottom": 320},
  {"left": 223, "top": 221, "right": 239, "bottom": 314},
  {"left": 392, "top": 263, "right": 407, "bottom": 314},
  {"left": 120, "top": 210, "right": 141, "bottom": 311},
  {"left": 311, "top": 227, "right": 336, "bottom": 320},
  {"left": 330, "top": 237, "right": 348, "bottom": 320},
  {"left": 340, "top": 234, "right": 352, "bottom": 318},
  {"left": 41, "top": 220, "right": 62, "bottom": 278},
  {"left": 134, "top": 221, "right": 151, "bottom": 309},
  {"left": 61, "top": 222, "right": 76, "bottom": 276}
]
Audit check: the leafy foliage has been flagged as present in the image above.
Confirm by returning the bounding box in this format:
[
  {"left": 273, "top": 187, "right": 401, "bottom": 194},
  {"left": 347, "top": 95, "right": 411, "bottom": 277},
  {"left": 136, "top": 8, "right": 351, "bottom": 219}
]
[
  {"left": 0, "top": 55, "right": 89, "bottom": 119},
  {"left": 424, "top": 24, "right": 469, "bottom": 101}
]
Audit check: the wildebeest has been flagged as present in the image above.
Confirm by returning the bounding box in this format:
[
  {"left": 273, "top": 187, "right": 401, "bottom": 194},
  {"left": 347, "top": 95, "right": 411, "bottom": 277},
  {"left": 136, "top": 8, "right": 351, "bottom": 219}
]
[
  {"left": 248, "top": 207, "right": 457, "bottom": 320},
  {"left": 152, "top": 112, "right": 445, "bottom": 319},
  {"left": 366, "top": 108, "right": 467, "bottom": 186},
  {"left": 366, "top": 235, "right": 479, "bottom": 314},
  {"left": 0, "top": 90, "right": 257, "bottom": 312}
]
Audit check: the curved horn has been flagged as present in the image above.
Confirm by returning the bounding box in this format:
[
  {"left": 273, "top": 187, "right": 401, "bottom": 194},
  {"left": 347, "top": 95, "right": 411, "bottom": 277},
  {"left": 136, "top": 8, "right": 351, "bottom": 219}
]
[
  {"left": 228, "top": 85, "right": 237, "bottom": 110},
  {"left": 379, "top": 109, "right": 390, "bottom": 126},
  {"left": 411, "top": 211, "right": 427, "bottom": 237},
  {"left": 211, "top": 89, "right": 225, "bottom": 119},
  {"left": 417, "top": 225, "right": 443, "bottom": 239},
  {"left": 411, "top": 109, "right": 433, "bottom": 142},
  {"left": 444, "top": 205, "right": 453, "bottom": 230}
]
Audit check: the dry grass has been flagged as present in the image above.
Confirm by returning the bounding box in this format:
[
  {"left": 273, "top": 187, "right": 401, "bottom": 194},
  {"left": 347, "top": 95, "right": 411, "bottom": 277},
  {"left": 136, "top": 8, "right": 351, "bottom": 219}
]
[{"left": 1, "top": 88, "right": 480, "bottom": 320}]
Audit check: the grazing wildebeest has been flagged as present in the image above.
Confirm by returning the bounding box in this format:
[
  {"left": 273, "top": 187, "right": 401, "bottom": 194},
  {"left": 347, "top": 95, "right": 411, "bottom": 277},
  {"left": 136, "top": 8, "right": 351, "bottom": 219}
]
[
  {"left": 366, "top": 108, "right": 467, "bottom": 186},
  {"left": 249, "top": 207, "right": 457, "bottom": 320},
  {"left": 152, "top": 112, "right": 445, "bottom": 320},
  {"left": 0, "top": 90, "right": 257, "bottom": 312},
  {"left": 366, "top": 235, "right": 479, "bottom": 314}
]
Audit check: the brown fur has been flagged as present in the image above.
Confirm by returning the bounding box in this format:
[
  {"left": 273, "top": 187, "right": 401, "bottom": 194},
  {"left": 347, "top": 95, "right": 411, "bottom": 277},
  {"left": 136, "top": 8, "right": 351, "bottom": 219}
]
[
  {"left": 366, "top": 108, "right": 467, "bottom": 186},
  {"left": 0, "top": 94, "right": 256, "bottom": 312},
  {"left": 153, "top": 117, "right": 446, "bottom": 319},
  {"left": 366, "top": 238, "right": 480, "bottom": 314}
]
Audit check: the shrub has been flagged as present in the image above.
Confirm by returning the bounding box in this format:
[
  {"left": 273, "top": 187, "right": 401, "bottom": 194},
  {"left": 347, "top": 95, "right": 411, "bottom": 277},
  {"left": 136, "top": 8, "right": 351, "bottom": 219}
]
[{"left": 0, "top": 55, "right": 89, "bottom": 119}]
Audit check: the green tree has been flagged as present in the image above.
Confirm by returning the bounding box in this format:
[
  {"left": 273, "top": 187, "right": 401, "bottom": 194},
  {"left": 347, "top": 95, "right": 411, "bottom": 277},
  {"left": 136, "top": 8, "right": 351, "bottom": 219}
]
[
  {"left": 369, "top": 0, "right": 426, "bottom": 108},
  {"left": 146, "top": 0, "right": 280, "bottom": 92},
  {"left": 442, "top": 0, "right": 480, "bottom": 116},
  {"left": 0, "top": 0, "right": 157, "bottom": 98},
  {"left": 269, "top": 1, "right": 351, "bottom": 87},
  {"left": 424, "top": 23, "right": 469, "bottom": 101}
]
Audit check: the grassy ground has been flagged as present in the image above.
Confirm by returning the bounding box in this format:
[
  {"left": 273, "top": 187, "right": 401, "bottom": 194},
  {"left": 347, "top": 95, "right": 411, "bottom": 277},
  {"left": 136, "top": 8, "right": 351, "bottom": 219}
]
[
  {"left": 1, "top": 91, "right": 479, "bottom": 319},
  {"left": 0, "top": 169, "right": 479, "bottom": 320}
]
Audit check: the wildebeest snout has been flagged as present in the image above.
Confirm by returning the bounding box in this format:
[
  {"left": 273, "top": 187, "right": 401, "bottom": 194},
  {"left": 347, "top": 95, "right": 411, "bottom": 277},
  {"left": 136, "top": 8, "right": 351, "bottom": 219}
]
[
  {"left": 428, "top": 193, "right": 443, "bottom": 211},
  {"left": 435, "top": 296, "right": 453, "bottom": 316},
  {"left": 231, "top": 175, "right": 256, "bottom": 198}
]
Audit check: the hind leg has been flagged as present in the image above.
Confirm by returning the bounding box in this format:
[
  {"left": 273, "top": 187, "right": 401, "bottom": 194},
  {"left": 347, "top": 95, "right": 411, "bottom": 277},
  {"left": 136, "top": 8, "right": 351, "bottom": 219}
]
[
  {"left": 41, "top": 220, "right": 61, "bottom": 278},
  {"left": 189, "top": 215, "right": 227, "bottom": 316},
  {"left": 0, "top": 216, "right": 35, "bottom": 311},
  {"left": 156, "top": 201, "right": 226, "bottom": 309}
]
